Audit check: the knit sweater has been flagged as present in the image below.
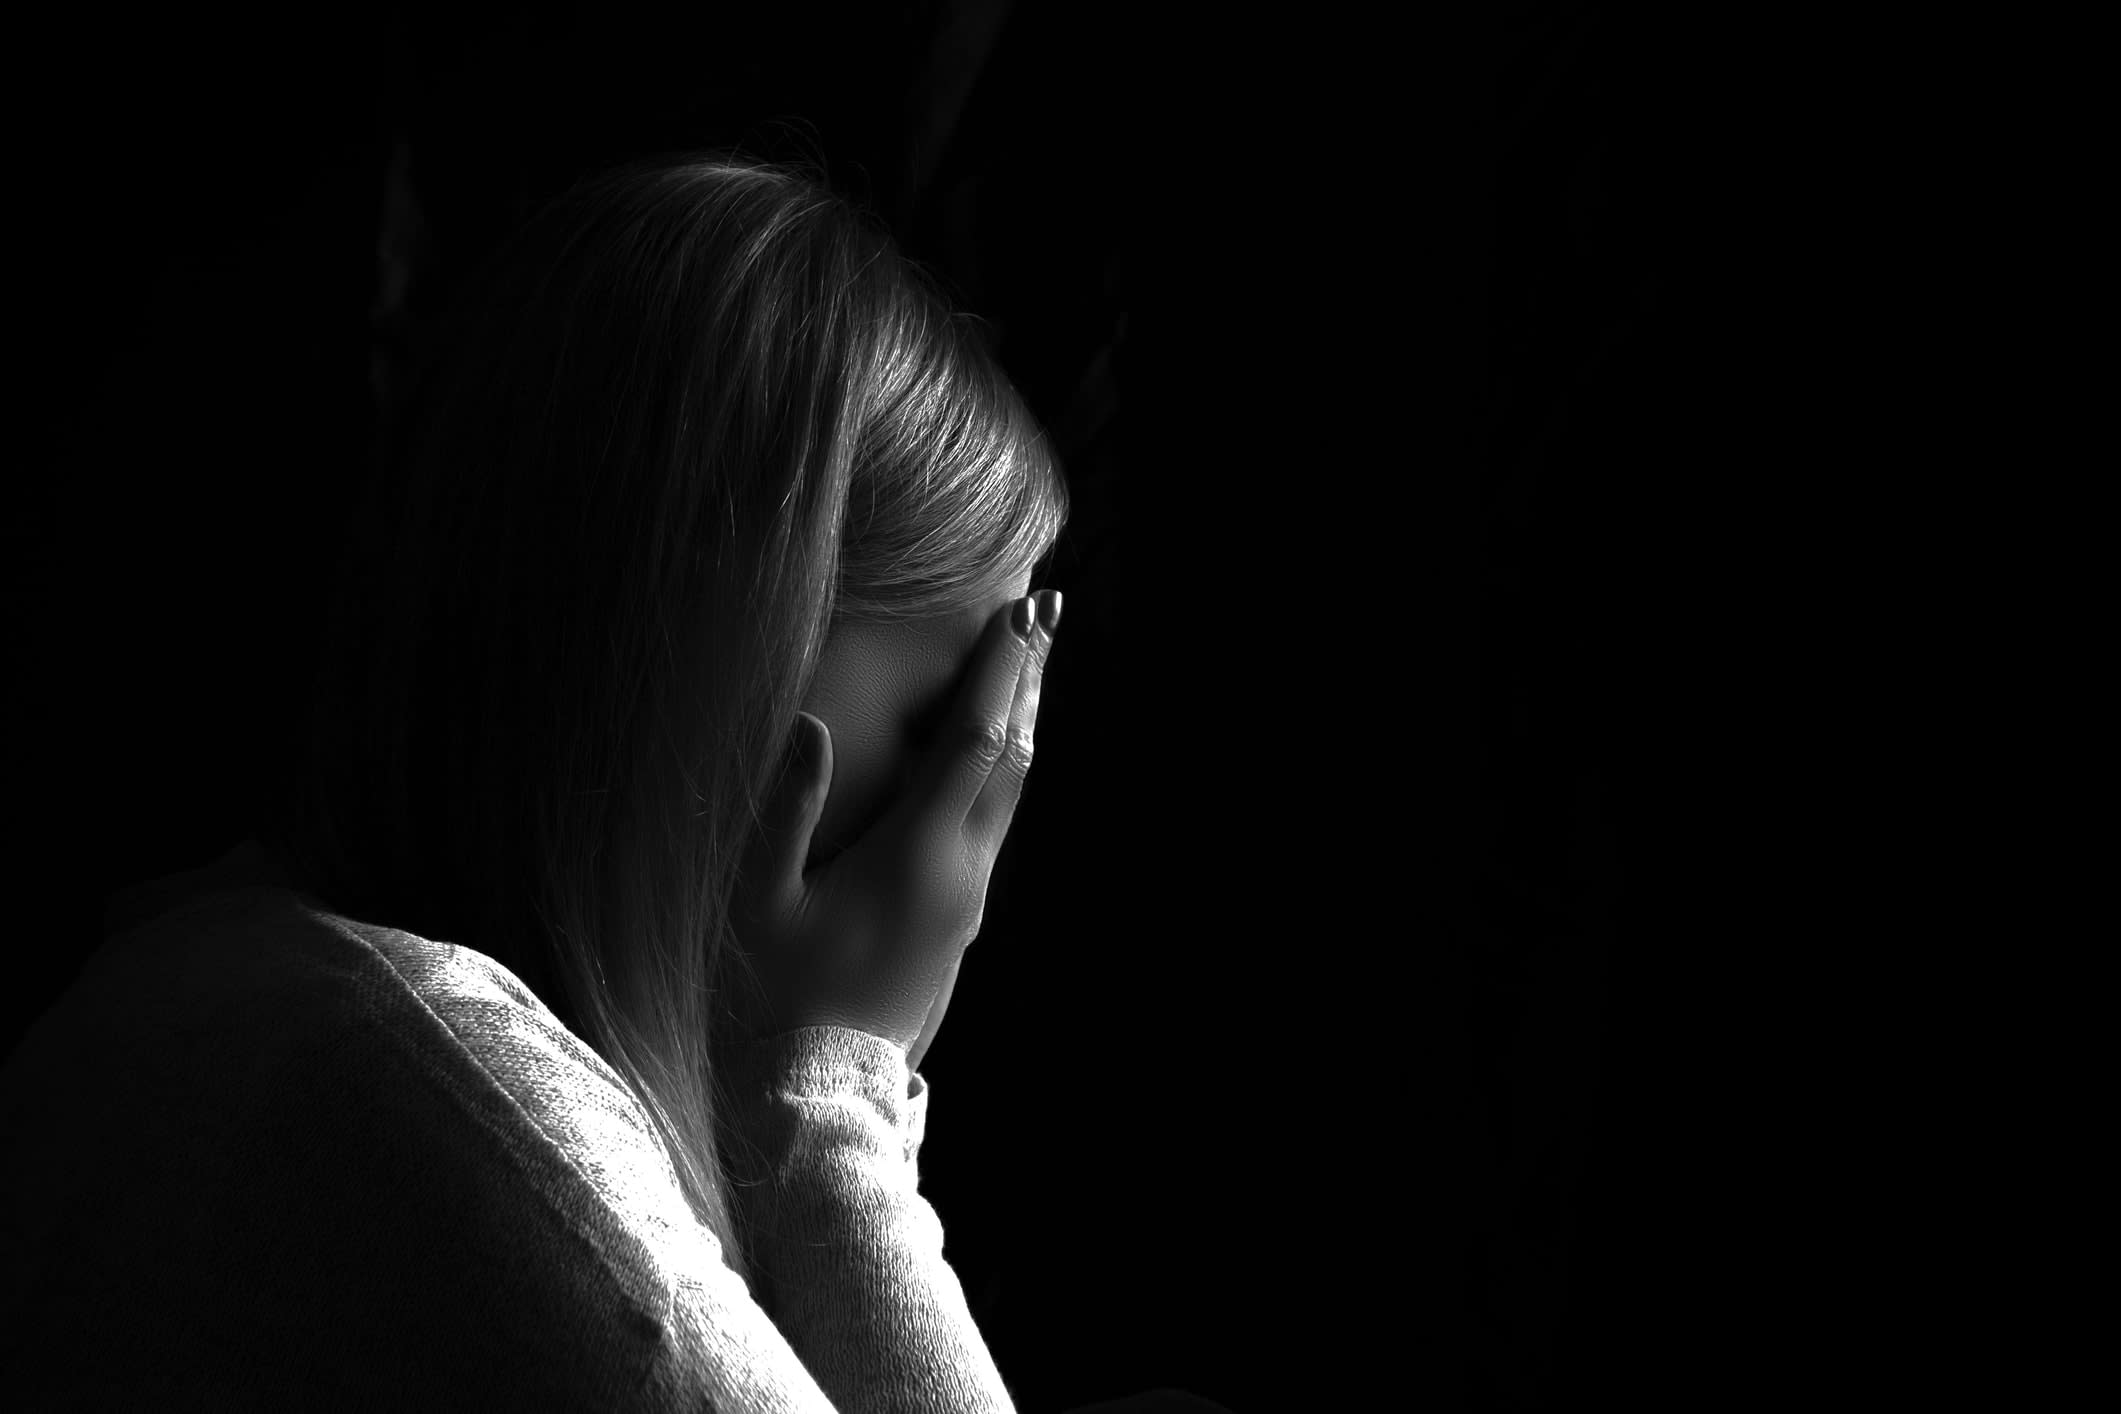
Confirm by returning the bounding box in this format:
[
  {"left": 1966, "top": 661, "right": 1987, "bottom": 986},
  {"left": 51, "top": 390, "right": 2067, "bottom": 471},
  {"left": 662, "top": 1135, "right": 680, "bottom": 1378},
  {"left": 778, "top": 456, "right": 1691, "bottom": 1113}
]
[{"left": 0, "top": 845, "right": 1017, "bottom": 1411}]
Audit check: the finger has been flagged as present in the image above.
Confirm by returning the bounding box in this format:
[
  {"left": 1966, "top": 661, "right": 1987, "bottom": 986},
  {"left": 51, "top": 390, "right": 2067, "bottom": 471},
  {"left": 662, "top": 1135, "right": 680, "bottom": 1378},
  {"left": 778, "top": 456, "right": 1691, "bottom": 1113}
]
[
  {"left": 908, "top": 596, "right": 1037, "bottom": 837},
  {"left": 970, "top": 590, "right": 1058, "bottom": 846}
]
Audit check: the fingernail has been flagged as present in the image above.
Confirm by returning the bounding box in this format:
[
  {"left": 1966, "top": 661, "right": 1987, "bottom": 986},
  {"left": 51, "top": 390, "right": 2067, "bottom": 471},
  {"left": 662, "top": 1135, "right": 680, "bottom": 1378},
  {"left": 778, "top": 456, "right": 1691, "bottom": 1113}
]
[
  {"left": 1037, "top": 589, "right": 1064, "bottom": 635},
  {"left": 1012, "top": 596, "right": 1036, "bottom": 639}
]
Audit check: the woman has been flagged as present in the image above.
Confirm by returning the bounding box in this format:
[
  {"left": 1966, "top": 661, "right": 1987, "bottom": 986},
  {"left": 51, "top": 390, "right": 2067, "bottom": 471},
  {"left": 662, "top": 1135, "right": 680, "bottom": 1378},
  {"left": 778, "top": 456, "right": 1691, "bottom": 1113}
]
[{"left": 0, "top": 155, "right": 1124, "bottom": 1410}]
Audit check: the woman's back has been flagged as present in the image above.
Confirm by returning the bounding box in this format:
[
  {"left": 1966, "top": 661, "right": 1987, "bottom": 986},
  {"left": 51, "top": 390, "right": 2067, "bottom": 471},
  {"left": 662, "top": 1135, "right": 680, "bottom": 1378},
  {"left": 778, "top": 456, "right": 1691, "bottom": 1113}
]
[{"left": 1, "top": 845, "right": 1007, "bottom": 1411}]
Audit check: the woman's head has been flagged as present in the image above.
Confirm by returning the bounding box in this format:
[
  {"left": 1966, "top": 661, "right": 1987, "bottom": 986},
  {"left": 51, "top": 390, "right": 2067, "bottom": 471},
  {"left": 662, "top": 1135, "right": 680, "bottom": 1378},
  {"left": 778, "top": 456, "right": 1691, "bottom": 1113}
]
[{"left": 261, "top": 153, "right": 1068, "bottom": 1281}]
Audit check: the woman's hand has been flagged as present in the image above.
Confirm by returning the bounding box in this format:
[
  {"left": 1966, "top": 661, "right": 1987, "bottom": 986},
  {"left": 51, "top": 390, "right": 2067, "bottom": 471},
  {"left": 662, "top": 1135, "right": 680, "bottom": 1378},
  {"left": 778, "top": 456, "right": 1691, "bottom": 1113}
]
[{"left": 729, "top": 591, "right": 1058, "bottom": 1058}]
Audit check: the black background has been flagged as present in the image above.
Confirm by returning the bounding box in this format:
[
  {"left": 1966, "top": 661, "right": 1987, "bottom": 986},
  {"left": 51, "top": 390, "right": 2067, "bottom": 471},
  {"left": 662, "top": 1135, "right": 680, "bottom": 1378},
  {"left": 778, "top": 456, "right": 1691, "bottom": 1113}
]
[{"left": 0, "top": 2, "right": 1761, "bottom": 1408}]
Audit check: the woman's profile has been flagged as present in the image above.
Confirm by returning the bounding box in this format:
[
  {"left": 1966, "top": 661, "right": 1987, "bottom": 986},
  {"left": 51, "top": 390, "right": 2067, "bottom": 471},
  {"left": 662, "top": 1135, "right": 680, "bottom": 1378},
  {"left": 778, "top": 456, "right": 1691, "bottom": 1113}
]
[{"left": 0, "top": 154, "right": 1232, "bottom": 1411}]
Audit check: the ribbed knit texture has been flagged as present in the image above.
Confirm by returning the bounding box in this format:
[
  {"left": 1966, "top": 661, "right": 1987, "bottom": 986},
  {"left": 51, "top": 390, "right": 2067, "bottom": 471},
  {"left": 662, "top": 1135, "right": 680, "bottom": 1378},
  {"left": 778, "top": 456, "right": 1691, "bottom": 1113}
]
[{"left": 0, "top": 877, "right": 1015, "bottom": 1412}]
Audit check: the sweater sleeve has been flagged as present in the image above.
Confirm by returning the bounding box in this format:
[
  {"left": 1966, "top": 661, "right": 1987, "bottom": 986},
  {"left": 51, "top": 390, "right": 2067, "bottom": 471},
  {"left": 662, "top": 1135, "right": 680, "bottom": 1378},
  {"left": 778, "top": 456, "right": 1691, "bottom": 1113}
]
[{"left": 706, "top": 1027, "right": 1017, "bottom": 1414}]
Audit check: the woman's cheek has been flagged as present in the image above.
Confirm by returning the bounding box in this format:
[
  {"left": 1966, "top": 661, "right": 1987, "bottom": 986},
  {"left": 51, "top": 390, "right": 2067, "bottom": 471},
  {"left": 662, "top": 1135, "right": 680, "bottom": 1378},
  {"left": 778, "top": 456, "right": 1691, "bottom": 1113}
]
[{"left": 804, "top": 731, "right": 897, "bottom": 867}]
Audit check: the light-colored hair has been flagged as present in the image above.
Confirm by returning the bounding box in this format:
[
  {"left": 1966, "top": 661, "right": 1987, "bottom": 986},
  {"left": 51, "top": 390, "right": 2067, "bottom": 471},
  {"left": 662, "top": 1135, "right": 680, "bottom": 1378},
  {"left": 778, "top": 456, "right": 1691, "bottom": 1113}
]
[{"left": 259, "top": 154, "right": 1069, "bottom": 1285}]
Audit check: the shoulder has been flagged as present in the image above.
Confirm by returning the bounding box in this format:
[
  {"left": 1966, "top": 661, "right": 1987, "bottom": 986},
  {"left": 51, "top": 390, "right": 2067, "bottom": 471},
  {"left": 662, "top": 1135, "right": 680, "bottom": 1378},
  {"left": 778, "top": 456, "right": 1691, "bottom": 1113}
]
[
  {"left": 9, "top": 885, "right": 709, "bottom": 1405},
  {"left": 265, "top": 890, "right": 720, "bottom": 1277},
  {"left": 314, "top": 898, "right": 726, "bottom": 1284}
]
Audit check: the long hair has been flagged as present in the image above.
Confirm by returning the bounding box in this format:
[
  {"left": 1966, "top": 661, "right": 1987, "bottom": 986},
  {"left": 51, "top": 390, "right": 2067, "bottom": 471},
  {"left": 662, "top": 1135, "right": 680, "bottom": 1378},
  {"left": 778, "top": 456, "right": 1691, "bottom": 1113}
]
[{"left": 256, "top": 154, "right": 1070, "bottom": 1286}]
